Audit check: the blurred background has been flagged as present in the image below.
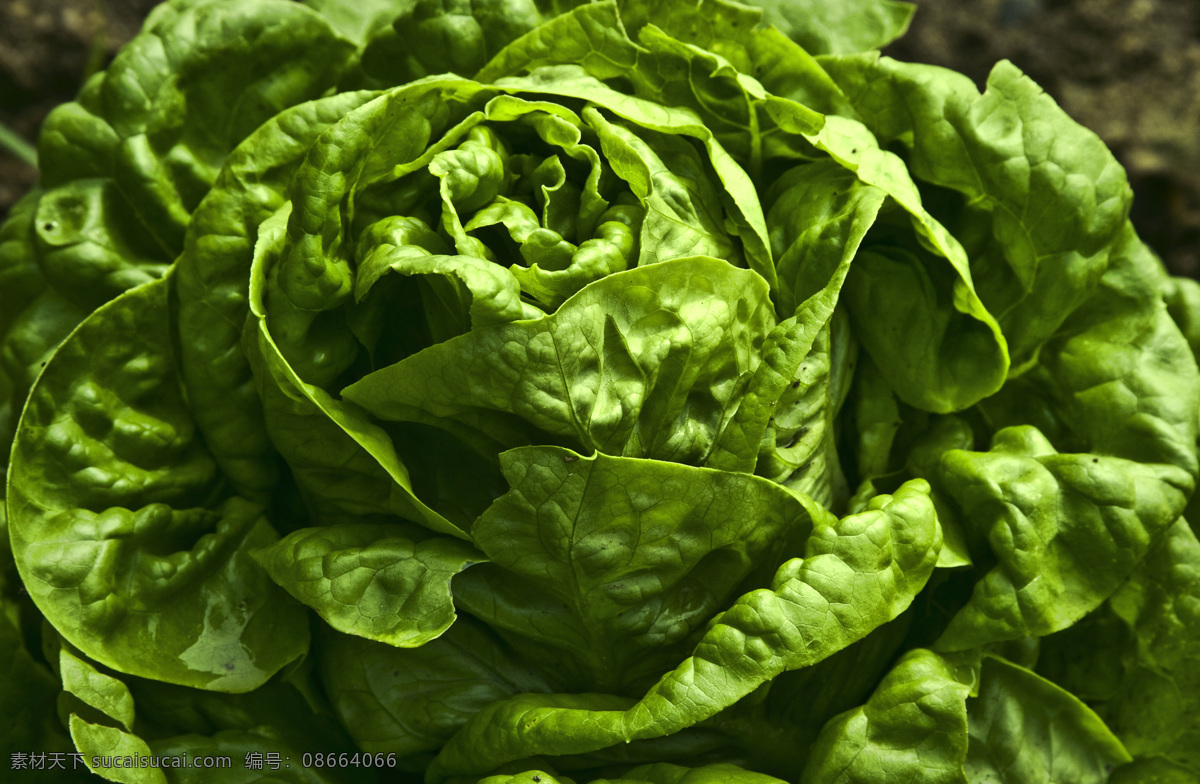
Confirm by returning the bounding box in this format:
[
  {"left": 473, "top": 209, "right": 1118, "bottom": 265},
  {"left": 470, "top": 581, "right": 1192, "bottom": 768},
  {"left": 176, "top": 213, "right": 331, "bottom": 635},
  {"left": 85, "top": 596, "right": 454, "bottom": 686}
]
[{"left": 1, "top": 0, "right": 1197, "bottom": 278}]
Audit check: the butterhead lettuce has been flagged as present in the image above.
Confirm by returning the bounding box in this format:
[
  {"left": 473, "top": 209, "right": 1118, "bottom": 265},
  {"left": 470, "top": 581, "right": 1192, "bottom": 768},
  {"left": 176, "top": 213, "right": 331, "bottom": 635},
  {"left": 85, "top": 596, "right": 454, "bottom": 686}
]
[{"left": 1, "top": 1, "right": 1198, "bottom": 783}]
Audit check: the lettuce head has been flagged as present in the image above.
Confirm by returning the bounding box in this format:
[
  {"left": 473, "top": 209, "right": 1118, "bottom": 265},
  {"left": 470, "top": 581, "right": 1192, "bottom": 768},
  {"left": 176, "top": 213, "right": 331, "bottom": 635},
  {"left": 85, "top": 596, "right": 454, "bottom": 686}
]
[{"left": 2, "top": 1, "right": 1198, "bottom": 782}]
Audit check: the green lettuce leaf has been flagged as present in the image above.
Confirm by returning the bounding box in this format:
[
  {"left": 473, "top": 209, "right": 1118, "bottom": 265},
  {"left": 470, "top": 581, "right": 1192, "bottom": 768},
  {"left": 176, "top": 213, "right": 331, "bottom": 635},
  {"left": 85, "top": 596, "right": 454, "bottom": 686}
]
[
  {"left": 344, "top": 257, "right": 775, "bottom": 467},
  {"left": 427, "top": 479, "right": 939, "bottom": 779},
  {"left": 254, "top": 524, "right": 484, "bottom": 647},
  {"left": 453, "top": 446, "right": 815, "bottom": 693},
  {"left": 931, "top": 226, "right": 1198, "bottom": 651},
  {"left": 8, "top": 275, "right": 308, "bottom": 691},
  {"left": 964, "top": 656, "right": 1131, "bottom": 783},
  {"left": 0, "top": 0, "right": 356, "bottom": 483},
  {"left": 799, "top": 648, "right": 971, "bottom": 784},
  {"left": 820, "top": 55, "right": 1132, "bottom": 370},
  {"left": 319, "top": 618, "right": 550, "bottom": 757},
  {"left": 1039, "top": 519, "right": 1200, "bottom": 774},
  {"left": 750, "top": 0, "right": 914, "bottom": 56}
]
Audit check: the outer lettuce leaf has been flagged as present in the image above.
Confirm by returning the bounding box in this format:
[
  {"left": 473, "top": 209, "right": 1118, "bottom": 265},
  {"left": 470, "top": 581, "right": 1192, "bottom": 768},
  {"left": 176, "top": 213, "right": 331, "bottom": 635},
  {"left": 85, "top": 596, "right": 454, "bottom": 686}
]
[
  {"left": 475, "top": 1, "right": 833, "bottom": 176},
  {"left": 467, "top": 766, "right": 789, "bottom": 784},
  {"left": 302, "top": 0, "right": 411, "bottom": 44},
  {"left": 1039, "top": 519, "right": 1200, "bottom": 774},
  {"left": 452, "top": 446, "right": 815, "bottom": 694},
  {"left": 609, "top": 762, "right": 788, "bottom": 784},
  {"left": 800, "top": 651, "right": 1132, "bottom": 784},
  {"left": 1162, "top": 275, "right": 1200, "bottom": 358},
  {"left": 612, "top": 0, "right": 850, "bottom": 134},
  {"left": 749, "top": 0, "right": 914, "bottom": 56},
  {"left": 0, "top": 597, "right": 77, "bottom": 762},
  {"left": 68, "top": 715, "right": 166, "bottom": 784},
  {"left": 815, "top": 51, "right": 1198, "bottom": 653},
  {"left": 694, "top": 615, "right": 913, "bottom": 780},
  {"left": 820, "top": 55, "right": 1132, "bottom": 370},
  {"left": 794, "top": 118, "right": 1009, "bottom": 414},
  {"left": 0, "top": 0, "right": 355, "bottom": 490},
  {"left": 54, "top": 634, "right": 367, "bottom": 784},
  {"left": 798, "top": 648, "right": 971, "bottom": 784},
  {"left": 931, "top": 226, "right": 1198, "bottom": 651},
  {"left": 361, "top": 0, "right": 550, "bottom": 84},
  {"left": 963, "top": 656, "right": 1131, "bottom": 783},
  {"left": 57, "top": 641, "right": 165, "bottom": 783},
  {"left": 176, "top": 90, "right": 378, "bottom": 502},
  {"left": 319, "top": 618, "right": 550, "bottom": 758},
  {"left": 426, "top": 479, "right": 939, "bottom": 779},
  {"left": 474, "top": 1, "right": 643, "bottom": 85},
  {"left": 7, "top": 275, "right": 308, "bottom": 691}
]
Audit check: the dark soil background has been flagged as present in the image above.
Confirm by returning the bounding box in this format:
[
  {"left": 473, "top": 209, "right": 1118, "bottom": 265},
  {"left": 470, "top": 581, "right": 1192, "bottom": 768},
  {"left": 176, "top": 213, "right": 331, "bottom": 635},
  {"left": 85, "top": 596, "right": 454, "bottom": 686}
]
[{"left": 1, "top": 0, "right": 1197, "bottom": 279}]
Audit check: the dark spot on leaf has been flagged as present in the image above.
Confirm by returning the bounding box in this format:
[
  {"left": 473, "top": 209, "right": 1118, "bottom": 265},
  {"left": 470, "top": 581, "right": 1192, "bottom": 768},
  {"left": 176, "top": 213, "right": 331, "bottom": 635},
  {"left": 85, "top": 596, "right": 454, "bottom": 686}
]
[
  {"left": 791, "top": 380, "right": 801, "bottom": 388},
  {"left": 42, "top": 221, "right": 57, "bottom": 232},
  {"left": 786, "top": 427, "right": 810, "bottom": 448},
  {"left": 224, "top": 662, "right": 236, "bottom": 672},
  {"left": 851, "top": 148, "right": 858, "bottom": 154},
  {"left": 533, "top": 777, "right": 541, "bottom": 782},
  {"left": 1092, "top": 458, "right": 1099, "bottom": 463}
]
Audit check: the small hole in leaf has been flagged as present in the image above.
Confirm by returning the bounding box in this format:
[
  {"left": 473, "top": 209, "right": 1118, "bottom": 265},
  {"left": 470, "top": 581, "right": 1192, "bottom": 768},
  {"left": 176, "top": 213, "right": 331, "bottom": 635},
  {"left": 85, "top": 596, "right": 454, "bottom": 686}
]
[{"left": 43, "top": 221, "right": 57, "bottom": 231}]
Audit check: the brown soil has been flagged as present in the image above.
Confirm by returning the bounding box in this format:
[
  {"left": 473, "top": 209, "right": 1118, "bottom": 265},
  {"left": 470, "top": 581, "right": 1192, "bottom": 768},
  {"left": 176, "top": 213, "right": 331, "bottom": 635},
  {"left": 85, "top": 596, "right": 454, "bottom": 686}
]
[{"left": 1, "top": 0, "right": 1197, "bottom": 278}]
